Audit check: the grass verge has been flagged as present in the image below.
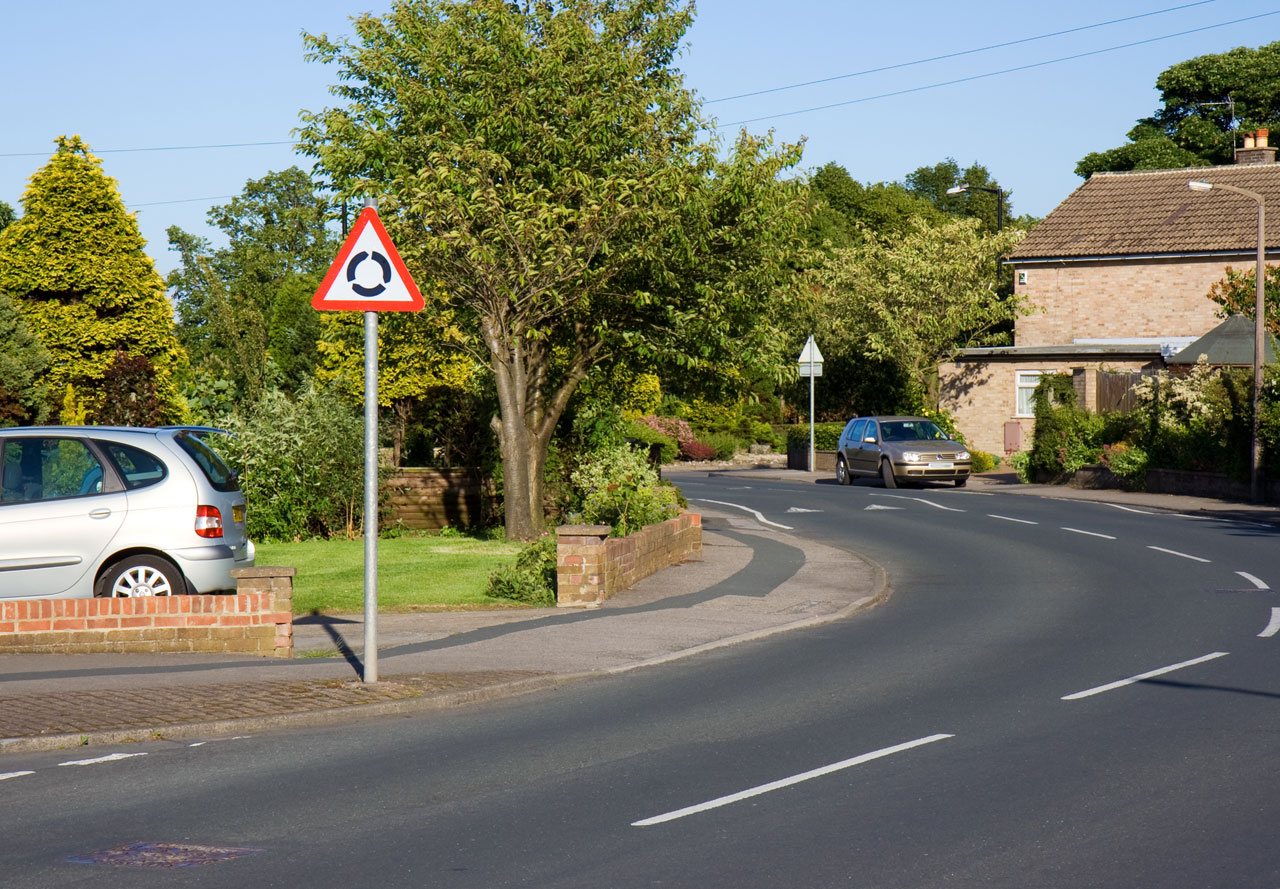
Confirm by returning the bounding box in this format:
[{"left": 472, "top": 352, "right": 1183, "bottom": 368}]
[{"left": 255, "top": 535, "right": 526, "bottom": 614}]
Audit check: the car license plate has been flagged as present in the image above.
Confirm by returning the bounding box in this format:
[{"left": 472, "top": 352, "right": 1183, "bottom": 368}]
[
  {"left": 233, "top": 505, "right": 245, "bottom": 523},
  {"left": 927, "top": 462, "right": 954, "bottom": 470}
]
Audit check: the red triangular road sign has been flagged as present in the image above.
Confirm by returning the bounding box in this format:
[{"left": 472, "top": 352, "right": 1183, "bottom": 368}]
[{"left": 312, "top": 207, "right": 424, "bottom": 312}]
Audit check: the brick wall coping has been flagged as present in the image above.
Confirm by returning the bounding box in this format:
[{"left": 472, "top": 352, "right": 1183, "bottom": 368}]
[
  {"left": 555, "top": 524, "right": 612, "bottom": 538},
  {"left": 231, "top": 566, "right": 298, "bottom": 579}
]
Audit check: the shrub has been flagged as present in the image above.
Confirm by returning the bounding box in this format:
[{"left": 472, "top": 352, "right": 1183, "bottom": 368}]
[
  {"left": 624, "top": 419, "right": 678, "bottom": 464},
  {"left": 486, "top": 533, "right": 557, "bottom": 606},
  {"left": 785, "top": 422, "right": 846, "bottom": 451},
  {"left": 1101, "top": 442, "right": 1149, "bottom": 489},
  {"left": 1027, "top": 375, "right": 1104, "bottom": 478},
  {"left": 217, "top": 385, "right": 366, "bottom": 541},
  {"left": 572, "top": 444, "right": 684, "bottom": 536},
  {"left": 969, "top": 450, "right": 998, "bottom": 473},
  {"left": 704, "top": 432, "right": 742, "bottom": 460},
  {"left": 1008, "top": 449, "right": 1032, "bottom": 483},
  {"left": 680, "top": 439, "right": 718, "bottom": 461}
]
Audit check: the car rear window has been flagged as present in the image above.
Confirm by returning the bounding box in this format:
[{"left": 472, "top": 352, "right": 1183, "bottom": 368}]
[
  {"left": 103, "top": 442, "right": 168, "bottom": 490},
  {"left": 174, "top": 432, "right": 240, "bottom": 492}
]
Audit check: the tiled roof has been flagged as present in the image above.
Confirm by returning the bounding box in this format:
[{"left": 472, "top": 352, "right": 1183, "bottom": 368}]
[{"left": 1010, "top": 163, "right": 1280, "bottom": 261}]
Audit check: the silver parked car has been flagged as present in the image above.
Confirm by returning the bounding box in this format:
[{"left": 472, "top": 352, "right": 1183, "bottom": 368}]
[
  {"left": 835, "top": 416, "right": 971, "bottom": 488},
  {"left": 0, "top": 427, "right": 254, "bottom": 598}
]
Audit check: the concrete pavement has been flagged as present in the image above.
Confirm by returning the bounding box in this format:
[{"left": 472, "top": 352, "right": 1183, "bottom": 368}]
[{"left": 2, "top": 467, "right": 1276, "bottom": 756}]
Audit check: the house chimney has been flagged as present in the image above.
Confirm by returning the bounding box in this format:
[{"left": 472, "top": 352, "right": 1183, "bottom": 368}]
[{"left": 1235, "top": 129, "right": 1278, "bottom": 165}]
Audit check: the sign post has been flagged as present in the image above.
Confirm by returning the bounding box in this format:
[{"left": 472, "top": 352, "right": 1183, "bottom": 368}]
[
  {"left": 797, "top": 336, "right": 823, "bottom": 472},
  {"left": 313, "top": 199, "right": 424, "bottom": 682}
]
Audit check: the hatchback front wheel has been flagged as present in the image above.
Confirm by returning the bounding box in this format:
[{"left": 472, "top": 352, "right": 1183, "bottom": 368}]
[
  {"left": 880, "top": 459, "right": 898, "bottom": 489},
  {"left": 95, "top": 556, "right": 186, "bottom": 598}
]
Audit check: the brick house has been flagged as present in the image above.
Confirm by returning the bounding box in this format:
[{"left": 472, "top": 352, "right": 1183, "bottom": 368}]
[{"left": 940, "top": 139, "right": 1280, "bottom": 457}]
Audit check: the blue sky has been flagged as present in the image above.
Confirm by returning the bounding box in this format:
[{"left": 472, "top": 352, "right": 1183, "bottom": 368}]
[{"left": 3, "top": 1, "right": 1277, "bottom": 275}]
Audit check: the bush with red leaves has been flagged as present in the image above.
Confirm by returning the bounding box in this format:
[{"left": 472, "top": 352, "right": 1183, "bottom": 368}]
[{"left": 681, "top": 440, "right": 717, "bottom": 461}]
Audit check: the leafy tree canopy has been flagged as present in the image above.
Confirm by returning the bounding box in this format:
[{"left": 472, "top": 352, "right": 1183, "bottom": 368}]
[
  {"left": 298, "top": 0, "right": 808, "bottom": 538},
  {"left": 0, "top": 202, "right": 15, "bottom": 234},
  {"left": 1076, "top": 41, "right": 1280, "bottom": 177},
  {"left": 167, "top": 167, "right": 338, "bottom": 398},
  {"left": 810, "top": 217, "right": 1026, "bottom": 407},
  {"left": 807, "top": 162, "right": 942, "bottom": 247},
  {"left": 1206, "top": 265, "right": 1280, "bottom": 336},
  {"left": 904, "top": 158, "right": 1031, "bottom": 233},
  {"left": 0, "top": 136, "right": 186, "bottom": 421}
]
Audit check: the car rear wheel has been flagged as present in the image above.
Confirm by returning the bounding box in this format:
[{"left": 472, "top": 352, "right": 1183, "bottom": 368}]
[
  {"left": 880, "top": 459, "right": 897, "bottom": 489},
  {"left": 95, "top": 555, "right": 186, "bottom": 598},
  {"left": 836, "top": 456, "right": 852, "bottom": 485}
]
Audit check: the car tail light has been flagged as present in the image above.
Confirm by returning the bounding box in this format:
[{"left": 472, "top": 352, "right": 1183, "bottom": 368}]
[{"left": 195, "top": 505, "right": 224, "bottom": 539}]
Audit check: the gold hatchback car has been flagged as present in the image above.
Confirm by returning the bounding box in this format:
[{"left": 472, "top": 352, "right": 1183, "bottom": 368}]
[{"left": 835, "top": 416, "right": 972, "bottom": 488}]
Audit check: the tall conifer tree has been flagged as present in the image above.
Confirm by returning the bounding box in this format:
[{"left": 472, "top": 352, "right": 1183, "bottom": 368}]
[{"left": 0, "top": 136, "right": 187, "bottom": 421}]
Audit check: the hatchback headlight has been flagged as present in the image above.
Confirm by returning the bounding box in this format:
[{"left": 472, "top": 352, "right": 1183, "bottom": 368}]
[
  {"left": 902, "top": 452, "right": 922, "bottom": 462},
  {"left": 958, "top": 450, "right": 971, "bottom": 460}
]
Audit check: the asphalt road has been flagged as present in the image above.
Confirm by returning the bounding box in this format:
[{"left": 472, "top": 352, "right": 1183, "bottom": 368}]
[{"left": 3, "top": 474, "right": 1278, "bottom": 887}]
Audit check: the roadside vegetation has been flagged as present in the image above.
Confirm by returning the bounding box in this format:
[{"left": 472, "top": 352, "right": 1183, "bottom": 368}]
[
  {"left": 1, "top": 3, "right": 1276, "bottom": 605},
  {"left": 1015, "top": 364, "right": 1280, "bottom": 488}
]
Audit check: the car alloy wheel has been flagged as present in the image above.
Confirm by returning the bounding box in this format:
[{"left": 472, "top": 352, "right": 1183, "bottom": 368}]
[
  {"left": 837, "top": 457, "right": 851, "bottom": 485},
  {"left": 96, "top": 556, "right": 184, "bottom": 597}
]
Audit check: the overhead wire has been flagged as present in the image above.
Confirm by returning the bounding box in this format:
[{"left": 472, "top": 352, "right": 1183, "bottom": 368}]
[
  {"left": 716, "top": 10, "right": 1280, "bottom": 129},
  {"left": 705, "top": 0, "right": 1222, "bottom": 104}
]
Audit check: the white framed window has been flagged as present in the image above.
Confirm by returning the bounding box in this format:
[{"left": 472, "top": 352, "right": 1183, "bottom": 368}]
[{"left": 1015, "top": 371, "right": 1045, "bottom": 417}]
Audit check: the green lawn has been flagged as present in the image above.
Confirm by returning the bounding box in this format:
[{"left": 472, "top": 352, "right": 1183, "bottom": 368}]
[{"left": 255, "top": 535, "right": 526, "bottom": 614}]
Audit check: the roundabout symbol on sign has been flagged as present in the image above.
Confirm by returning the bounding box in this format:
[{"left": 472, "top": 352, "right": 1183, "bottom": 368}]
[{"left": 346, "top": 250, "right": 392, "bottom": 297}]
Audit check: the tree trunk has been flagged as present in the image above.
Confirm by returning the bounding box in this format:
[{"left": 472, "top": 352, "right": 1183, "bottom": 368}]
[{"left": 486, "top": 329, "right": 599, "bottom": 540}]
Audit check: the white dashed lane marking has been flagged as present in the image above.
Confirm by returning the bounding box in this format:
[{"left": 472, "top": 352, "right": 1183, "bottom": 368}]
[
  {"left": 1147, "top": 546, "right": 1211, "bottom": 563},
  {"left": 1062, "top": 652, "right": 1229, "bottom": 701},
  {"left": 989, "top": 514, "right": 1038, "bottom": 525},
  {"left": 0, "top": 771, "right": 34, "bottom": 781},
  {"left": 632, "top": 734, "right": 954, "bottom": 827},
  {"left": 1062, "top": 527, "right": 1116, "bottom": 539},
  {"left": 58, "top": 753, "right": 147, "bottom": 767}
]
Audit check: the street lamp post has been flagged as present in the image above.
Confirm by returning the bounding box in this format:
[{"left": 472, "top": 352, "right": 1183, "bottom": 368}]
[
  {"left": 1188, "top": 179, "right": 1267, "bottom": 503},
  {"left": 946, "top": 183, "right": 1004, "bottom": 231}
]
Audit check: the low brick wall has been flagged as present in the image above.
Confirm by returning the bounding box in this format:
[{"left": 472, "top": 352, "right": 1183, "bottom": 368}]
[
  {"left": 786, "top": 445, "right": 838, "bottom": 472},
  {"left": 556, "top": 513, "right": 702, "bottom": 607},
  {"left": 0, "top": 567, "right": 296, "bottom": 658}
]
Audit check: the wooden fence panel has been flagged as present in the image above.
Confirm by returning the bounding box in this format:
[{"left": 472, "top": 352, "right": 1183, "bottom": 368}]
[
  {"left": 384, "top": 469, "right": 492, "bottom": 530},
  {"left": 1097, "top": 372, "right": 1146, "bottom": 414}
]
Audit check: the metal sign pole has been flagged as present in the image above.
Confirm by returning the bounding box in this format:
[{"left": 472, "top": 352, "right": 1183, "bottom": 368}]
[
  {"left": 363, "top": 197, "right": 379, "bottom": 683},
  {"left": 809, "top": 367, "right": 815, "bottom": 473}
]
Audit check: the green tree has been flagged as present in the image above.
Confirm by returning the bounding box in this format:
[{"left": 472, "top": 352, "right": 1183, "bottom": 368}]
[
  {"left": 0, "top": 136, "right": 186, "bottom": 421},
  {"left": 0, "top": 290, "right": 49, "bottom": 424},
  {"left": 0, "top": 202, "right": 15, "bottom": 234},
  {"left": 1207, "top": 265, "right": 1280, "bottom": 336},
  {"left": 812, "top": 216, "right": 1026, "bottom": 407},
  {"left": 904, "top": 158, "right": 1027, "bottom": 234},
  {"left": 167, "top": 167, "right": 337, "bottom": 399},
  {"left": 1076, "top": 41, "right": 1280, "bottom": 177},
  {"left": 299, "top": 0, "right": 807, "bottom": 539},
  {"left": 808, "top": 162, "right": 943, "bottom": 247}
]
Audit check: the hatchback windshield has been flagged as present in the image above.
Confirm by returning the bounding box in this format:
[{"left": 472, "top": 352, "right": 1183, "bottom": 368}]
[
  {"left": 880, "top": 421, "right": 949, "bottom": 443},
  {"left": 174, "top": 432, "right": 239, "bottom": 492}
]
